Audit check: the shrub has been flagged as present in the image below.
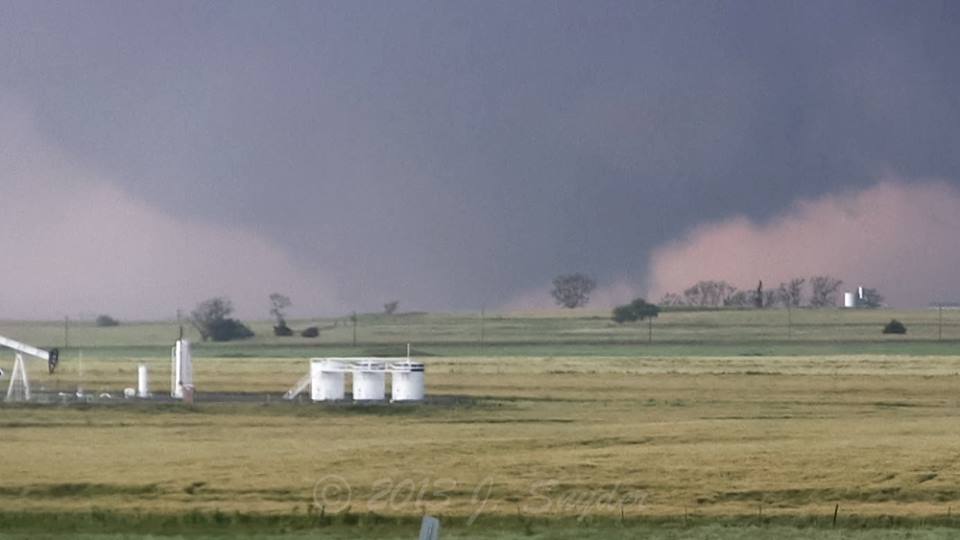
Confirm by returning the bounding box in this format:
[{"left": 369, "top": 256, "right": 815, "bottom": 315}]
[
  {"left": 301, "top": 326, "right": 319, "bottom": 338},
  {"left": 95, "top": 315, "right": 120, "bottom": 327},
  {"left": 882, "top": 319, "right": 907, "bottom": 334},
  {"left": 273, "top": 324, "right": 294, "bottom": 337},
  {"left": 207, "top": 318, "right": 255, "bottom": 342}
]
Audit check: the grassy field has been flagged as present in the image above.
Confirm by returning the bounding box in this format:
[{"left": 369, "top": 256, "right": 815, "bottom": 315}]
[
  {"left": 1, "top": 309, "right": 960, "bottom": 538},
  {"left": 4, "top": 307, "right": 960, "bottom": 359}
]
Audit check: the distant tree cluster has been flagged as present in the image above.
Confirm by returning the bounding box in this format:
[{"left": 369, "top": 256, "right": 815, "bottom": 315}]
[
  {"left": 190, "top": 297, "right": 255, "bottom": 342},
  {"left": 186, "top": 293, "right": 327, "bottom": 342},
  {"left": 95, "top": 314, "right": 120, "bottom": 327},
  {"left": 657, "top": 275, "right": 875, "bottom": 309},
  {"left": 551, "top": 273, "right": 596, "bottom": 309},
  {"left": 268, "top": 293, "right": 323, "bottom": 338}
]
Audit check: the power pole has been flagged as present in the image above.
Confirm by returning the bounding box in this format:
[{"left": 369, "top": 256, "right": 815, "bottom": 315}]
[
  {"left": 938, "top": 303, "right": 943, "bottom": 342},
  {"left": 480, "top": 306, "right": 486, "bottom": 353},
  {"left": 787, "top": 303, "right": 792, "bottom": 339},
  {"left": 351, "top": 312, "right": 357, "bottom": 347}
]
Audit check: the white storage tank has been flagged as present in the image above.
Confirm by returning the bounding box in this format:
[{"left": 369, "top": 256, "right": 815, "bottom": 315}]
[
  {"left": 171, "top": 339, "right": 193, "bottom": 399},
  {"left": 352, "top": 360, "right": 386, "bottom": 401},
  {"left": 311, "top": 359, "right": 347, "bottom": 401},
  {"left": 137, "top": 364, "right": 150, "bottom": 398},
  {"left": 843, "top": 292, "right": 857, "bottom": 308},
  {"left": 390, "top": 361, "right": 425, "bottom": 402}
]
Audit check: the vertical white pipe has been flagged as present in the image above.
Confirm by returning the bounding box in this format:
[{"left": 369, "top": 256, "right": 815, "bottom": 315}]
[{"left": 137, "top": 364, "right": 149, "bottom": 398}]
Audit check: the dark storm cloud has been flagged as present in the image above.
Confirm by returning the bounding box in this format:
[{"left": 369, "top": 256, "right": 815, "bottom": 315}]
[{"left": 1, "top": 1, "right": 959, "bottom": 316}]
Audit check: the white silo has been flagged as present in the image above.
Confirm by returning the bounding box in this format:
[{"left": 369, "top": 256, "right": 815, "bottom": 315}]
[
  {"left": 352, "top": 360, "right": 386, "bottom": 401},
  {"left": 390, "top": 361, "right": 425, "bottom": 402},
  {"left": 311, "top": 359, "right": 347, "bottom": 401},
  {"left": 137, "top": 364, "right": 150, "bottom": 398},
  {"left": 843, "top": 292, "right": 857, "bottom": 308},
  {"left": 171, "top": 339, "right": 193, "bottom": 399}
]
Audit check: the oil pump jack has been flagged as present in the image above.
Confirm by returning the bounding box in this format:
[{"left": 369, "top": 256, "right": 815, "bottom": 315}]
[{"left": 0, "top": 335, "right": 59, "bottom": 402}]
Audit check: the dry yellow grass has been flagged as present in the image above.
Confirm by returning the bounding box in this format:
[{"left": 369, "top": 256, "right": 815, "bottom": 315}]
[{"left": 1, "top": 354, "right": 959, "bottom": 523}]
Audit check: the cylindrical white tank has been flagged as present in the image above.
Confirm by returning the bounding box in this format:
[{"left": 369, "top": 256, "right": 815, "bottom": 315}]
[
  {"left": 352, "top": 360, "right": 386, "bottom": 401},
  {"left": 137, "top": 364, "right": 150, "bottom": 398},
  {"left": 311, "top": 360, "right": 346, "bottom": 401},
  {"left": 390, "top": 362, "right": 425, "bottom": 402},
  {"left": 843, "top": 292, "right": 856, "bottom": 308},
  {"left": 171, "top": 339, "right": 193, "bottom": 399}
]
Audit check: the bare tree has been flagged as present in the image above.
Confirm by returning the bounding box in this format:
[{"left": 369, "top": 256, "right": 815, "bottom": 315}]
[
  {"left": 725, "top": 290, "right": 754, "bottom": 307},
  {"left": 269, "top": 293, "right": 293, "bottom": 336},
  {"left": 762, "top": 289, "right": 779, "bottom": 308},
  {"left": 659, "top": 292, "right": 685, "bottom": 306},
  {"left": 551, "top": 273, "right": 597, "bottom": 309},
  {"left": 810, "top": 275, "right": 843, "bottom": 307},
  {"left": 682, "top": 282, "right": 708, "bottom": 306},
  {"left": 383, "top": 300, "right": 399, "bottom": 315},
  {"left": 778, "top": 278, "right": 805, "bottom": 308},
  {"left": 860, "top": 288, "right": 884, "bottom": 308},
  {"left": 683, "top": 280, "right": 738, "bottom": 307}
]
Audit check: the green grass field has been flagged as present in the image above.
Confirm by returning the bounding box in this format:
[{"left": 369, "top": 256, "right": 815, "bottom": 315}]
[
  {"left": 5, "top": 307, "right": 960, "bottom": 359},
  {"left": 1, "top": 309, "right": 960, "bottom": 538}
]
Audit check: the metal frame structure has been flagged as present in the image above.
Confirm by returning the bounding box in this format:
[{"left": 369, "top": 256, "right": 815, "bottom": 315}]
[{"left": 0, "top": 335, "right": 57, "bottom": 402}]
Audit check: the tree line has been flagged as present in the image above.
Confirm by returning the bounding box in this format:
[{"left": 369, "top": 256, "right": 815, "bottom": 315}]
[{"left": 658, "top": 276, "right": 883, "bottom": 309}]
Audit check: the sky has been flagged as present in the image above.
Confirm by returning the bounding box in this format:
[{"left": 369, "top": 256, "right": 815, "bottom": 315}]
[{"left": 1, "top": 1, "right": 959, "bottom": 319}]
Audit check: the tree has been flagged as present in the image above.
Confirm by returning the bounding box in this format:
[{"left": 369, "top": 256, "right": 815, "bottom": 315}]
[
  {"left": 725, "top": 290, "right": 754, "bottom": 308},
  {"left": 190, "top": 297, "right": 255, "bottom": 342},
  {"left": 659, "top": 292, "right": 685, "bottom": 307},
  {"left": 612, "top": 298, "right": 661, "bottom": 343},
  {"left": 612, "top": 298, "right": 660, "bottom": 324},
  {"left": 269, "top": 293, "right": 293, "bottom": 336},
  {"left": 551, "top": 273, "right": 597, "bottom": 309},
  {"left": 682, "top": 280, "right": 738, "bottom": 307},
  {"left": 778, "top": 278, "right": 805, "bottom": 308},
  {"left": 754, "top": 281, "right": 764, "bottom": 309},
  {"left": 860, "top": 288, "right": 884, "bottom": 308},
  {"left": 809, "top": 275, "right": 843, "bottom": 308},
  {"left": 383, "top": 300, "right": 399, "bottom": 315},
  {"left": 95, "top": 314, "right": 120, "bottom": 327}
]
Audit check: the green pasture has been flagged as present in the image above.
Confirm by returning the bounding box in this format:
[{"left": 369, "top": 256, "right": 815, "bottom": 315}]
[{"left": 1, "top": 308, "right": 958, "bottom": 359}]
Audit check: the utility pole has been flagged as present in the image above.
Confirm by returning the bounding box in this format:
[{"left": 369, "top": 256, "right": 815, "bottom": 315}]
[
  {"left": 787, "top": 303, "right": 792, "bottom": 339},
  {"left": 480, "top": 306, "right": 486, "bottom": 353},
  {"left": 939, "top": 303, "right": 943, "bottom": 342},
  {"left": 351, "top": 312, "right": 357, "bottom": 347}
]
